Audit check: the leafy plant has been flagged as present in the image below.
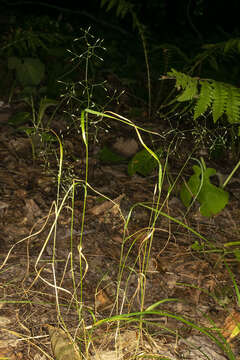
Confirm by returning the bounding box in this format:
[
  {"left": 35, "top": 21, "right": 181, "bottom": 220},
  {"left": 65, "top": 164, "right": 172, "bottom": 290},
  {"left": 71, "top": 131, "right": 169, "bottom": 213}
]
[
  {"left": 8, "top": 56, "right": 45, "bottom": 90},
  {"left": 180, "top": 158, "right": 229, "bottom": 217},
  {"left": 168, "top": 68, "right": 240, "bottom": 125},
  {"left": 101, "top": 0, "right": 134, "bottom": 18},
  {"left": 1, "top": 16, "right": 74, "bottom": 99},
  {"left": 99, "top": 145, "right": 126, "bottom": 164},
  {"left": 8, "top": 96, "right": 58, "bottom": 159},
  {"left": 191, "top": 38, "right": 240, "bottom": 84},
  {"left": 128, "top": 147, "right": 163, "bottom": 176},
  {"left": 98, "top": 145, "right": 163, "bottom": 176},
  {"left": 1, "top": 18, "right": 66, "bottom": 58}
]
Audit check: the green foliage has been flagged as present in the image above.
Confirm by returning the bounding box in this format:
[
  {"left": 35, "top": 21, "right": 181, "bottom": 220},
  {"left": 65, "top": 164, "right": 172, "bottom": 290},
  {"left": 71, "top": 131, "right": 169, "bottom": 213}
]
[
  {"left": 98, "top": 146, "right": 163, "bottom": 177},
  {"left": 7, "top": 111, "right": 32, "bottom": 127},
  {"left": 191, "top": 240, "right": 205, "bottom": 251},
  {"left": 168, "top": 68, "right": 240, "bottom": 125},
  {"left": 8, "top": 97, "right": 58, "bottom": 128},
  {"left": 1, "top": 18, "right": 66, "bottom": 58},
  {"left": 189, "top": 38, "right": 240, "bottom": 85},
  {"left": 180, "top": 163, "right": 229, "bottom": 217},
  {"left": 8, "top": 97, "right": 58, "bottom": 159},
  {"left": 128, "top": 148, "right": 163, "bottom": 176},
  {"left": 1, "top": 16, "right": 74, "bottom": 99},
  {"left": 193, "top": 80, "right": 212, "bottom": 119},
  {"left": 8, "top": 56, "right": 45, "bottom": 87},
  {"left": 101, "top": 0, "right": 134, "bottom": 18},
  {"left": 99, "top": 146, "right": 126, "bottom": 164}
]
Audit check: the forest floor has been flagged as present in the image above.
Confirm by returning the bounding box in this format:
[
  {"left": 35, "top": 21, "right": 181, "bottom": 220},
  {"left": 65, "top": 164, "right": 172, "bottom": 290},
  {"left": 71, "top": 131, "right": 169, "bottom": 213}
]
[{"left": 0, "top": 89, "right": 240, "bottom": 360}]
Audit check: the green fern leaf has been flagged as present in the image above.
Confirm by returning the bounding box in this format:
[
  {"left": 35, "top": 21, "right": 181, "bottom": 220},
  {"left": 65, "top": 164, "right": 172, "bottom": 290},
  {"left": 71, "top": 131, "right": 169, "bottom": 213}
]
[
  {"left": 224, "top": 38, "right": 240, "bottom": 53},
  {"left": 101, "top": 0, "right": 109, "bottom": 7},
  {"left": 208, "top": 55, "right": 219, "bottom": 71},
  {"left": 224, "top": 38, "right": 236, "bottom": 53},
  {"left": 159, "top": 44, "right": 190, "bottom": 65},
  {"left": 225, "top": 86, "right": 240, "bottom": 123},
  {"left": 168, "top": 69, "right": 198, "bottom": 101},
  {"left": 168, "top": 69, "right": 240, "bottom": 125},
  {"left": 212, "top": 81, "right": 228, "bottom": 123},
  {"left": 106, "top": 0, "right": 117, "bottom": 12},
  {"left": 117, "top": 0, "right": 131, "bottom": 17},
  {"left": 194, "top": 80, "right": 213, "bottom": 119},
  {"left": 177, "top": 78, "right": 198, "bottom": 102},
  {"left": 168, "top": 69, "right": 191, "bottom": 89},
  {"left": 101, "top": 0, "right": 110, "bottom": 7},
  {"left": 101, "top": 0, "right": 131, "bottom": 18}
]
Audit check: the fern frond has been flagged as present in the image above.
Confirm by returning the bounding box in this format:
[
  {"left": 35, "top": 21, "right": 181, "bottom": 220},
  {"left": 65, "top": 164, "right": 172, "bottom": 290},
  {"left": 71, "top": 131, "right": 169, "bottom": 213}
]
[
  {"left": 155, "top": 44, "right": 190, "bottom": 67},
  {"left": 101, "top": 0, "right": 110, "bottom": 6},
  {"left": 168, "top": 68, "right": 192, "bottom": 89},
  {"left": 101, "top": 0, "right": 132, "bottom": 18},
  {"left": 224, "top": 38, "right": 240, "bottom": 54},
  {"left": 106, "top": 0, "right": 118, "bottom": 12},
  {"left": 177, "top": 78, "right": 198, "bottom": 101},
  {"left": 194, "top": 80, "right": 213, "bottom": 120},
  {"left": 212, "top": 81, "right": 228, "bottom": 123},
  {"left": 168, "top": 69, "right": 240, "bottom": 125},
  {"left": 168, "top": 69, "right": 198, "bottom": 101},
  {"left": 225, "top": 86, "right": 240, "bottom": 123}
]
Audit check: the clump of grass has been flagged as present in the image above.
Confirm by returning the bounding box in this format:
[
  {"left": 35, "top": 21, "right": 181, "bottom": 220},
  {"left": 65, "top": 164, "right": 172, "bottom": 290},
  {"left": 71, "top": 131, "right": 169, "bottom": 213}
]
[{"left": 1, "top": 27, "right": 239, "bottom": 360}]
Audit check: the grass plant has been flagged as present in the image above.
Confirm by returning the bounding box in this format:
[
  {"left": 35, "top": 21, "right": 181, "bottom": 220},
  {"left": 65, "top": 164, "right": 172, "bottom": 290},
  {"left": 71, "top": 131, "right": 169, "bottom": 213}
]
[{"left": 1, "top": 27, "right": 240, "bottom": 360}]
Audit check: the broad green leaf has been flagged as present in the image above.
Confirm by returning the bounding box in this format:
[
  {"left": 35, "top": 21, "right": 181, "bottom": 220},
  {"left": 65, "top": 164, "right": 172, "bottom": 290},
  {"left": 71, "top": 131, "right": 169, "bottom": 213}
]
[
  {"left": 16, "top": 57, "right": 45, "bottom": 86},
  {"left": 180, "top": 165, "right": 203, "bottom": 207},
  {"left": 180, "top": 165, "right": 229, "bottom": 217},
  {"left": 99, "top": 145, "right": 126, "bottom": 164},
  {"left": 128, "top": 148, "right": 163, "bottom": 177}
]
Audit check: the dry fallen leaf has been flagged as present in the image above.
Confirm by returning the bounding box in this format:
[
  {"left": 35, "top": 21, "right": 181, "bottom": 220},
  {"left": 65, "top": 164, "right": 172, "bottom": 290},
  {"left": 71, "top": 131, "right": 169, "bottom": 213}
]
[
  {"left": 95, "top": 289, "right": 113, "bottom": 310},
  {"left": 112, "top": 137, "right": 138, "bottom": 158},
  {"left": 47, "top": 325, "right": 82, "bottom": 360},
  {"left": 222, "top": 310, "right": 240, "bottom": 342},
  {"left": 89, "top": 194, "right": 124, "bottom": 216},
  {"left": 0, "top": 347, "right": 17, "bottom": 360},
  {"left": 93, "top": 350, "right": 119, "bottom": 360}
]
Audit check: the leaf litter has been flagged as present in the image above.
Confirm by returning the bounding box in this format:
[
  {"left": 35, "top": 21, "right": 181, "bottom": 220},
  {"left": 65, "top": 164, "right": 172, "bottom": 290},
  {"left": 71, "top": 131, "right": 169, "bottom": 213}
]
[{"left": 0, "top": 106, "right": 240, "bottom": 360}]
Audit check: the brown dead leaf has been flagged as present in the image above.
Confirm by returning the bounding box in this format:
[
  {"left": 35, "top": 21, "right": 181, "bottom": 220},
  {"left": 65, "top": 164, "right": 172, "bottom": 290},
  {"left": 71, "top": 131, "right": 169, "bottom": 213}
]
[
  {"left": 24, "top": 198, "right": 42, "bottom": 220},
  {"left": 116, "top": 330, "right": 139, "bottom": 352},
  {"left": 0, "top": 347, "right": 17, "bottom": 360},
  {"left": 47, "top": 325, "right": 82, "bottom": 360},
  {"left": 112, "top": 232, "right": 123, "bottom": 243},
  {"left": 14, "top": 189, "right": 28, "bottom": 198},
  {"left": 222, "top": 310, "right": 240, "bottom": 342},
  {"left": 89, "top": 194, "right": 125, "bottom": 216},
  {"left": 112, "top": 137, "right": 138, "bottom": 158},
  {"left": 0, "top": 170, "right": 17, "bottom": 188},
  {"left": 0, "top": 200, "right": 9, "bottom": 217},
  {"left": 0, "top": 111, "right": 11, "bottom": 123},
  {"left": 93, "top": 350, "right": 119, "bottom": 360},
  {"left": 95, "top": 289, "right": 113, "bottom": 310},
  {"left": 0, "top": 200, "right": 9, "bottom": 210}
]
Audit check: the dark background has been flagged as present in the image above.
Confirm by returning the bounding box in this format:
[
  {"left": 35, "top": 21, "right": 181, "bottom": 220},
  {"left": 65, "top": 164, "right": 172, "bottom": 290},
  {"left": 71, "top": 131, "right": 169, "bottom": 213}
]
[{"left": 1, "top": 0, "right": 239, "bottom": 41}]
